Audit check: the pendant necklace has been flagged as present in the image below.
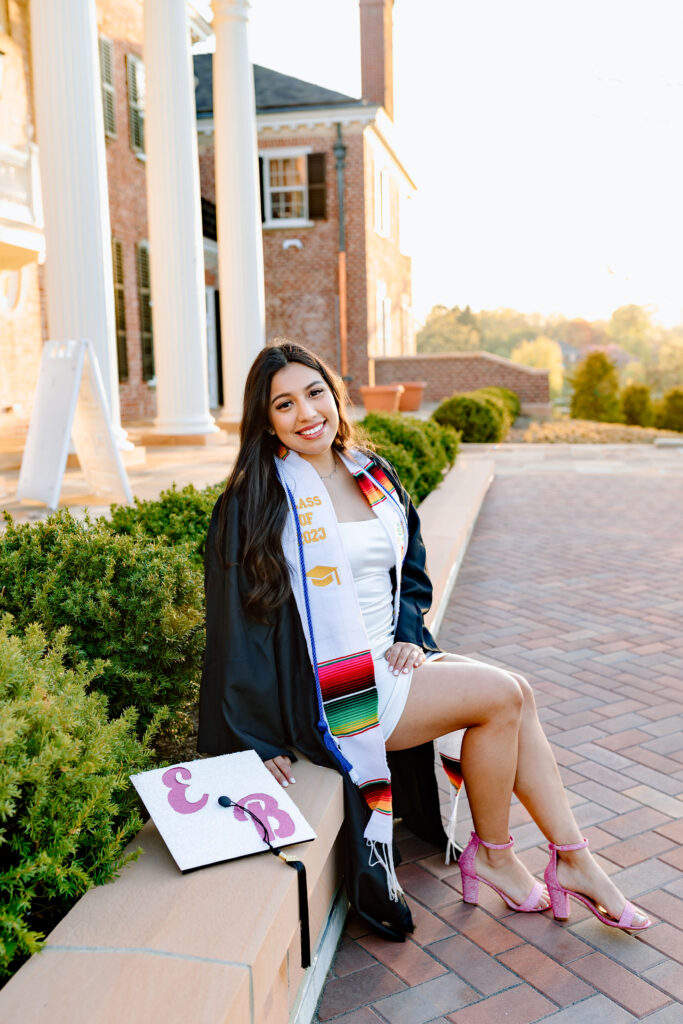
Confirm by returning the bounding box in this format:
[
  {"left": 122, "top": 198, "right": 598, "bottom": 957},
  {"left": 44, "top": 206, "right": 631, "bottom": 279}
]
[{"left": 318, "top": 454, "right": 338, "bottom": 481}]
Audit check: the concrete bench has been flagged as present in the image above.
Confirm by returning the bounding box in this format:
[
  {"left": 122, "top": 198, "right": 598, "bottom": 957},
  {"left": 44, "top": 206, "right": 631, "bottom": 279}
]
[{"left": 0, "top": 456, "right": 494, "bottom": 1024}]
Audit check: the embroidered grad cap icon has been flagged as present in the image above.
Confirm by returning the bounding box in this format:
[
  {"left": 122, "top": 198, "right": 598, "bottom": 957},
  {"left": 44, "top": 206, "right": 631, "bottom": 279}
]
[{"left": 306, "top": 565, "right": 340, "bottom": 587}]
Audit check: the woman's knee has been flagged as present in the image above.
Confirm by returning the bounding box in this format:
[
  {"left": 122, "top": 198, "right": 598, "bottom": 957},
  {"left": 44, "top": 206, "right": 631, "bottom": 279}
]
[
  {"left": 485, "top": 668, "right": 524, "bottom": 724},
  {"left": 506, "top": 672, "right": 536, "bottom": 714}
]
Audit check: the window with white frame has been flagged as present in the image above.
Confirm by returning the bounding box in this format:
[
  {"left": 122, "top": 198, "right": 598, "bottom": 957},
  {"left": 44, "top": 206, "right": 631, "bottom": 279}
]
[
  {"left": 262, "top": 151, "right": 308, "bottom": 224},
  {"left": 374, "top": 164, "right": 390, "bottom": 237}
]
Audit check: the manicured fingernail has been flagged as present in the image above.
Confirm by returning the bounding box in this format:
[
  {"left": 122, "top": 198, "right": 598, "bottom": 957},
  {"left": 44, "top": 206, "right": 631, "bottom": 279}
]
[
  {"left": 282, "top": 780, "right": 288, "bottom": 787},
  {"left": 403, "top": 667, "right": 410, "bottom": 673},
  {"left": 393, "top": 669, "right": 399, "bottom": 676},
  {"left": 290, "top": 778, "right": 296, "bottom": 784}
]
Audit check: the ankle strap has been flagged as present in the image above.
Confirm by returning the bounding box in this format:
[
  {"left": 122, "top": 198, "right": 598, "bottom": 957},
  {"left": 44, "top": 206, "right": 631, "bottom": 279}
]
[
  {"left": 549, "top": 837, "right": 588, "bottom": 852},
  {"left": 473, "top": 831, "right": 514, "bottom": 850}
]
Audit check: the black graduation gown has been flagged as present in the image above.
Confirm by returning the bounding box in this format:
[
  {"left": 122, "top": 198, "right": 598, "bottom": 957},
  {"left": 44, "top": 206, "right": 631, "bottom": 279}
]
[{"left": 198, "top": 455, "right": 448, "bottom": 940}]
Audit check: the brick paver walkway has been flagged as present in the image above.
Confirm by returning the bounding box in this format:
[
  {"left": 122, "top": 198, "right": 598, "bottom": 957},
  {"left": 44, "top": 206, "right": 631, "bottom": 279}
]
[{"left": 318, "top": 465, "right": 683, "bottom": 1023}]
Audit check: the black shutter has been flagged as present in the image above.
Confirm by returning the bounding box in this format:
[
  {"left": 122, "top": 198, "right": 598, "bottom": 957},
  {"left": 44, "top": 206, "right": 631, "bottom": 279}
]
[
  {"left": 258, "top": 156, "right": 265, "bottom": 222},
  {"left": 99, "top": 36, "right": 116, "bottom": 138},
  {"left": 201, "top": 198, "right": 217, "bottom": 241},
  {"left": 136, "top": 243, "right": 155, "bottom": 381},
  {"left": 111, "top": 238, "right": 128, "bottom": 382},
  {"left": 127, "top": 54, "right": 145, "bottom": 153},
  {"left": 307, "top": 153, "right": 326, "bottom": 220}
]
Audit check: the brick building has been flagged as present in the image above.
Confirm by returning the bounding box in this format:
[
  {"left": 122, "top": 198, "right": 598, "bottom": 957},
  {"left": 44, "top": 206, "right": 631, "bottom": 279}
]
[
  {"left": 0, "top": 0, "right": 416, "bottom": 442},
  {"left": 195, "top": 0, "right": 416, "bottom": 403}
]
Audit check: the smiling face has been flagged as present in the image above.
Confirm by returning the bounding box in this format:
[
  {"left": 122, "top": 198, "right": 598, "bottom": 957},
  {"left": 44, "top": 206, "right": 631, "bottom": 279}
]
[{"left": 269, "top": 360, "right": 340, "bottom": 462}]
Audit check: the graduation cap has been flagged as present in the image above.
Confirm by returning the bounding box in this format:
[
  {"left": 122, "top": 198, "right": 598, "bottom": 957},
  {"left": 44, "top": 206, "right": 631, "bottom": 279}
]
[{"left": 306, "top": 564, "right": 340, "bottom": 587}]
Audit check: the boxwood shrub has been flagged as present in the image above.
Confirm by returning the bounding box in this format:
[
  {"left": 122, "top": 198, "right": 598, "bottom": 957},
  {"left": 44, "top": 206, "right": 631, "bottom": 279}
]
[
  {"left": 654, "top": 388, "right": 683, "bottom": 432},
  {"left": 477, "top": 386, "right": 521, "bottom": 420},
  {"left": 433, "top": 391, "right": 507, "bottom": 442},
  {"left": 0, "top": 511, "right": 204, "bottom": 738},
  {"left": 359, "top": 413, "right": 459, "bottom": 504},
  {"left": 0, "top": 618, "right": 155, "bottom": 981},
  {"left": 106, "top": 481, "right": 225, "bottom": 568},
  {"left": 620, "top": 383, "right": 653, "bottom": 427}
]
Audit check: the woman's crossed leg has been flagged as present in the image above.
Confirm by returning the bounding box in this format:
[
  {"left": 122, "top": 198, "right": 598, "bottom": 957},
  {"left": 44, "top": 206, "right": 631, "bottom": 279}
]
[{"left": 386, "top": 654, "right": 649, "bottom": 927}]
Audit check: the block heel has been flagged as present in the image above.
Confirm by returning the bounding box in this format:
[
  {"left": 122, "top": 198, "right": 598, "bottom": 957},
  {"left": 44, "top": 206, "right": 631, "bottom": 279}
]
[
  {"left": 544, "top": 838, "right": 650, "bottom": 931},
  {"left": 458, "top": 831, "right": 547, "bottom": 913}
]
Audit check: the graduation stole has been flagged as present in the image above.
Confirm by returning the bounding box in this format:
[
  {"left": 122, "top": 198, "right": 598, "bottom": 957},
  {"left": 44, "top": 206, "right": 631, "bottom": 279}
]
[{"left": 275, "top": 446, "right": 408, "bottom": 898}]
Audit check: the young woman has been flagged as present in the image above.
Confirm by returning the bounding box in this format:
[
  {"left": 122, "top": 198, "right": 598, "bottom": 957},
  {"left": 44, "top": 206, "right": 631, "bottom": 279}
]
[{"left": 199, "top": 341, "right": 649, "bottom": 939}]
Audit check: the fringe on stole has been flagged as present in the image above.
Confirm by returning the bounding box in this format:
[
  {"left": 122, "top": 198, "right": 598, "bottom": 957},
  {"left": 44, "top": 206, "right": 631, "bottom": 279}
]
[
  {"left": 364, "top": 806, "right": 403, "bottom": 901},
  {"left": 367, "top": 841, "right": 403, "bottom": 902}
]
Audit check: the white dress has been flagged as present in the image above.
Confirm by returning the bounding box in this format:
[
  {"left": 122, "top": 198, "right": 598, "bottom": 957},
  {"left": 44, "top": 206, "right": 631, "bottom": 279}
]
[{"left": 338, "top": 518, "right": 417, "bottom": 739}]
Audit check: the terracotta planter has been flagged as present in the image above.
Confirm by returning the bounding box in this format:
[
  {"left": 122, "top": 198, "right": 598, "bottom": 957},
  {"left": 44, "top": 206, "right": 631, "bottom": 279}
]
[
  {"left": 359, "top": 384, "right": 405, "bottom": 412},
  {"left": 396, "top": 381, "right": 427, "bottom": 412}
]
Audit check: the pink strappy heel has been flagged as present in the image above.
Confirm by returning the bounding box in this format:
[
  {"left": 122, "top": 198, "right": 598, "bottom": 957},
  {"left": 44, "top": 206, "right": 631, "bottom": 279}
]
[
  {"left": 544, "top": 838, "right": 650, "bottom": 931},
  {"left": 459, "top": 831, "right": 547, "bottom": 912}
]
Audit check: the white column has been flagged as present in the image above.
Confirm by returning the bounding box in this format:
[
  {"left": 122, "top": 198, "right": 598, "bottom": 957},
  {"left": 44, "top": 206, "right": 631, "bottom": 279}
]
[
  {"left": 144, "top": 0, "right": 217, "bottom": 435},
  {"left": 29, "top": 0, "right": 127, "bottom": 444},
  {"left": 212, "top": 0, "right": 266, "bottom": 422}
]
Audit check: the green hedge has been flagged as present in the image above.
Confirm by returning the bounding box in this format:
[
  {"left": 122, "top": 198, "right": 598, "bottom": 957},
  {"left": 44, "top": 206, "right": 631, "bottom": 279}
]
[
  {"left": 106, "top": 482, "right": 224, "bottom": 568},
  {"left": 654, "top": 388, "right": 683, "bottom": 432},
  {"left": 359, "top": 413, "right": 459, "bottom": 504},
  {"left": 0, "top": 618, "right": 155, "bottom": 981},
  {"left": 0, "top": 512, "right": 204, "bottom": 739},
  {"left": 433, "top": 389, "right": 511, "bottom": 442},
  {"left": 477, "top": 386, "right": 521, "bottom": 420}
]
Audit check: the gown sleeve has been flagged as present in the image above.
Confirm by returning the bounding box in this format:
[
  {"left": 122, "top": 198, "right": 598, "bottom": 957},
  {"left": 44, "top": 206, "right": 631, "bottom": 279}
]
[{"left": 197, "top": 495, "right": 297, "bottom": 764}]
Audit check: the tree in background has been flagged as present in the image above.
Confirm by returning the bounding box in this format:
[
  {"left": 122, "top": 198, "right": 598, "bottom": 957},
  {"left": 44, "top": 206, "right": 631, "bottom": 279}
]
[
  {"left": 416, "top": 303, "right": 683, "bottom": 395},
  {"left": 510, "top": 336, "right": 564, "bottom": 397},
  {"left": 606, "top": 305, "right": 656, "bottom": 363},
  {"left": 570, "top": 352, "right": 621, "bottom": 422},
  {"left": 417, "top": 305, "right": 481, "bottom": 353}
]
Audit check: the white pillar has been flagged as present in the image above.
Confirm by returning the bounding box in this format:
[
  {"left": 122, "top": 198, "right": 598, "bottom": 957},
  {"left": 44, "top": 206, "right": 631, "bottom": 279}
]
[
  {"left": 144, "top": 0, "right": 217, "bottom": 436},
  {"left": 212, "top": 0, "right": 266, "bottom": 422},
  {"left": 29, "top": 0, "right": 127, "bottom": 444}
]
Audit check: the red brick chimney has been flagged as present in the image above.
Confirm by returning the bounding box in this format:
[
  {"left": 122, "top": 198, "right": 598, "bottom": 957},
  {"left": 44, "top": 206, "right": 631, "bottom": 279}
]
[{"left": 359, "top": 0, "right": 394, "bottom": 121}]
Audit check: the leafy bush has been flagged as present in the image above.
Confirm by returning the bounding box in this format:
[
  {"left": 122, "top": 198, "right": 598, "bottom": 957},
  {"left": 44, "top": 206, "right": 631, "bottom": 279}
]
[
  {"left": 570, "top": 352, "right": 621, "bottom": 422},
  {"left": 360, "top": 414, "right": 458, "bottom": 504},
  {"left": 653, "top": 388, "right": 683, "bottom": 432},
  {"left": 106, "top": 482, "right": 225, "bottom": 568},
  {"left": 0, "top": 511, "right": 204, "bottom": 737},
  {"left": 620, "top": 383, "right": 653, "bottom": 427},
  {"left": 0, "top": 618, "right": 155, "bottom": 981},
  {"left": 432, "top": 392, "right": 506, "bottom": 442},
  {"left": 477, "top": 386, "right": 522, "bottom": 420}
]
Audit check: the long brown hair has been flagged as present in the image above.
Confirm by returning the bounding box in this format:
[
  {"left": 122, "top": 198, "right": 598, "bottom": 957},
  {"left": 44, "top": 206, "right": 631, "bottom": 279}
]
[{"left": 217, "top": 341, "right": 358, "bottom": 621}]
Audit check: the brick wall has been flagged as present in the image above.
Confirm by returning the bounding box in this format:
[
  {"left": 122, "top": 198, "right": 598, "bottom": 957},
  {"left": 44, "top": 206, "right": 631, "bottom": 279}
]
[
  {"left": 258, "top": 126, "right": 344, "bottom": 372},
  {"left": 99, "top": 0, "right": 156, "bottom": 423},
  {"left": 363, "top": 130, "right": 413, "bottom": 388},
  {"left": 374, "top": 352, "right": 550, "bottom": 404}
]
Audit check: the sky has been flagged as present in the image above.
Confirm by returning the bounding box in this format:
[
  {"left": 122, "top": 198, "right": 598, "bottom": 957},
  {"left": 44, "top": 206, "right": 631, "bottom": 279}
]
[{"left": 198, "top": 1, "right": 683, "bottom": 328}]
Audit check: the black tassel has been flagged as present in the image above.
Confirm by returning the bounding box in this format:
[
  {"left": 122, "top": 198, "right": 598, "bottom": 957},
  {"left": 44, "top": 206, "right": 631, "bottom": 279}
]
[
  {"left": 218, "top": 796, "right": 311, "bottom": 969},
  {"left": 276, "top": 851, "right": 311, "bottom": 968}
]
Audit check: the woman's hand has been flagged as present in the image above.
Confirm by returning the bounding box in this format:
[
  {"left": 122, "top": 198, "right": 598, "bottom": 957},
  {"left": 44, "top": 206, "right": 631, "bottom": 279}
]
[
  {"left": 385, "top": 642, "right": 426, "bottom": 675},
  {"left": 264, "top": 755, "right": 296, "bottom": 787}
]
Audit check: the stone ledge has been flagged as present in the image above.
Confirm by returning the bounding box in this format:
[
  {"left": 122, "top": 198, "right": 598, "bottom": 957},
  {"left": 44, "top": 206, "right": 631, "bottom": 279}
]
[{"left": 0, "top": 455, "right": 495, "bottom": 1023}]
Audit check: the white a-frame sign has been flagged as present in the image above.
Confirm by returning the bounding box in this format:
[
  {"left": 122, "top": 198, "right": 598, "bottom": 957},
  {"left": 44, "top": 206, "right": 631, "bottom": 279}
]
[{"left": 17, "top": 339, "right": 133, "bottom": 509}]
